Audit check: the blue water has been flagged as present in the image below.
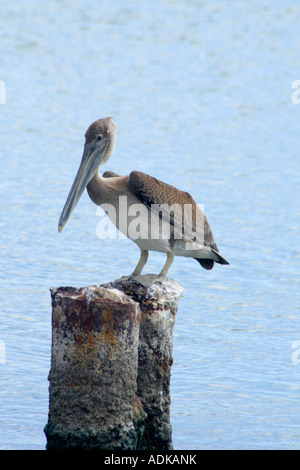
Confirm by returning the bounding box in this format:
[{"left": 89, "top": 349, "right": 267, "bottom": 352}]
[{"left": 1, "top": 0, "right": 300, "bottom": 450}]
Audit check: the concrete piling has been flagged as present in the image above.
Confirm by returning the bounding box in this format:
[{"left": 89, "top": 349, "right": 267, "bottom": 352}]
[{"left": 44, "top": 276, "right": 182, "bottom": 450}]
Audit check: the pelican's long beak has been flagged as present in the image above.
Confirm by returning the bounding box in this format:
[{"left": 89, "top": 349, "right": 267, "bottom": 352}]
[{"left": 58, "top": 138, "right": 109, "bottom": 232}]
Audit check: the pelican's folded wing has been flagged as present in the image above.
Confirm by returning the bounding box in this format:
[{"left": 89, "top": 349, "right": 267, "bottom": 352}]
[
  {"left": 102, "top": 170, "right": 121, "bottom": 178},
  {"left": 128, "top": 170, "right": 218, "bottom": 250}
]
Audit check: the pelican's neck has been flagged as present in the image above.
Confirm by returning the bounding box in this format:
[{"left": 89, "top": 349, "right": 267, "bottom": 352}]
[
  {"left": 87, "top": 167, "right": 129, "bottom": 208},
  {"left": 87, "top": 166, "right": 109, "bottom": 206}
]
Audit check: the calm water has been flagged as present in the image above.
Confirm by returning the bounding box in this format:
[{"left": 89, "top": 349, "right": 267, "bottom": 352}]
[{"left": 1, "top": 0, "right": 300, "bottom": 450}]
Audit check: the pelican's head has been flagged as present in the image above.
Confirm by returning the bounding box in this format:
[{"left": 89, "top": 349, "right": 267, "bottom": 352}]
[{"left": 58, "top": 117, "right": 116, "bottom": 232}]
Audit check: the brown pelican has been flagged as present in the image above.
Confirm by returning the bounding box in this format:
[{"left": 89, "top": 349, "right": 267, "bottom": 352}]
[{"left": 58, "top": 117, "right": 229, "bottom": 279}]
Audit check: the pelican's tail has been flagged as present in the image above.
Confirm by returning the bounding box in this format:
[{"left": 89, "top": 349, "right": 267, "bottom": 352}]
[{"left": 195, "top": 248, "right": 229, "bottom": 271}]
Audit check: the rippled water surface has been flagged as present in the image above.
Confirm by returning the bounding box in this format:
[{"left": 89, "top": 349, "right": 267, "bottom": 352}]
[{"left": 1, "top": 0, "right": 300, "bottom": 450}]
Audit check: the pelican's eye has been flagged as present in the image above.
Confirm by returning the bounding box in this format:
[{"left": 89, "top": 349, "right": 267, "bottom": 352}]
[{"left": 96, "top": 134, "right": 103, "bottom": 141}]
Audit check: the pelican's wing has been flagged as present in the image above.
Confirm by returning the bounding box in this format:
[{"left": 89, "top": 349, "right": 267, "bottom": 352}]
[
  {"left": 102, "top": 170, "right": 121, "bottom": 178},
  {"left": 128, "top": 170, "right": 217, "bottom": 250}
]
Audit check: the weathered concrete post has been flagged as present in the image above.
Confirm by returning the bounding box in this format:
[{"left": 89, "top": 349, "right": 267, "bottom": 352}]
[{"left": 45, "top": 275, "right": 182, "bottom": 450}]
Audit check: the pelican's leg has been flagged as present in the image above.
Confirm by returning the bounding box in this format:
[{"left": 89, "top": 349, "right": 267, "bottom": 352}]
[
  {"left": 158, "top": 251, "right": 174, "bottom": 280},
  {"left": 130, "top": 249, "right": 149, "bottom": 277}
]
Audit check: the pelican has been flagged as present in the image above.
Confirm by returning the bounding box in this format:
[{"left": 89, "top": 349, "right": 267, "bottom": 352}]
[{"left": 58, "top": 117, "right": 229, "bottom": 279}]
